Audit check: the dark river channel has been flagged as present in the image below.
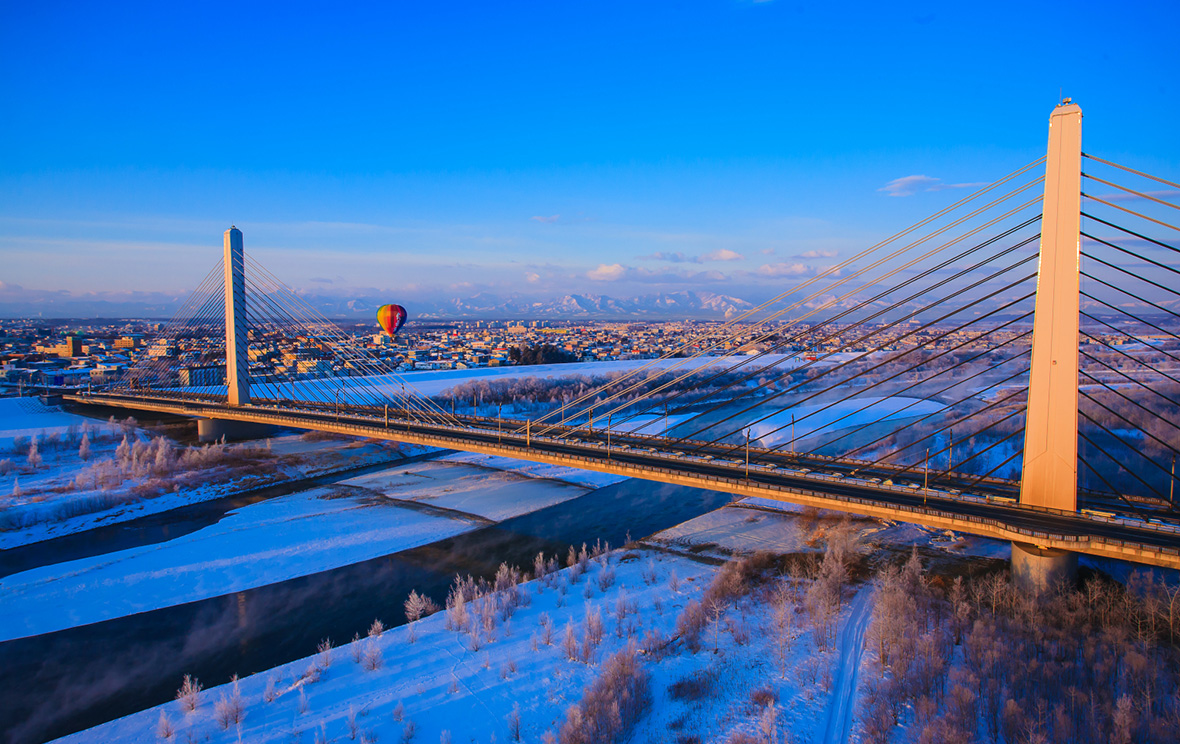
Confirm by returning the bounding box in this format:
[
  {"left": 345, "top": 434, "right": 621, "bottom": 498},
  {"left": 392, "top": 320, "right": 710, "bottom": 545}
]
[{"left": 0, "top": 473, "right": 732, "bottom": 744}]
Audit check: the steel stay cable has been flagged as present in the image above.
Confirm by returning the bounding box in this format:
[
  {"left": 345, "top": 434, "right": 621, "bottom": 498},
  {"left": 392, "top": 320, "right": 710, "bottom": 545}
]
[
  {"left": 243, "top": 264, "right": 452, "bottom": 423},
  {"left": 1082, "top": 232, "right": 1180, "bottom": 281},
  {"left": 1078, "top": 388, "right": 1180, "bottom": 461},
  {"left": 745, "top": 309, "right": 1036, "bottom": 461},
  {"left": 1078, "top": 368, "right": 1180, "bottom": 436},
  {"left": 958, "top": 444, "right": 1025, "bottom": 488},
  {"left": 238, "top": 283, "right": 355, "bottom": 409},
  {"left": 1082, "top": 270, "right": 1180, "bottom": 327},
  {"left": 1080, "top": 318, "right": 1180, "bottom": 375},
  {"left": 1081, "top": 249, "right": 1180, "bottom": 300},
  {"left": 665, "top": 254, "right": 1043, "bottom": 449},
  {"left": 127, "top": 280, "right": 227, "bottom": 392},
  {"left": 244, "top": 259, "right": 457, "bottom": 424},
  {"left": 1078, "top": 424, "right": 1171, "bottom": 503},
  {"left": 685, "top": 274, "right": 1039, "bottom": 451},
  {"left": 1083, "top": 173, "right": 1180, "bottom": 213},
  {"left": 243, "top": 260, "right": 418, "bottom": 411},
  {"left": 1083, "top": 196, "right": 1180, "bottom": 236},
  {"left": 1082, "top": 153, "right": 1180, "bottom": 191},
  {"left": 119, "top": 265, "right": 225, "bottom": 390},
  {"left": 1076, "top": 455, "right": 1154, "bottom": 512},
  {"left": 532, "top": 162, "right": 1047, "bottom": 427},
  {"left": 597, "top": 225, "right": 1042, "bottom": 438},
  {"left": 798, "top": 335, "right": 1033, "bottom": 458},
  {"left": 542, "top": 189, "right": 1043, "bottom": 435},
  {"left": 1079, "top": 343, "right": 1180, "bottom": 409},
  {"left": 860, "top": 386, "right": 1029, "bottom": 472},
  {"left": 1081, "top": 293, "right": 1180, "bottom": 348},
  {"left": 533, "top": 173, "right": 1047, "bottom": 429},
  {"left": 842, "top": 351, "right": 1032, "bottom": 461},
  {"left": 1081, "top": 213, "right": 1180, "bottom": 254},
  {"left": 892, "top": 405, "right": 1027, "bottom": 481}
]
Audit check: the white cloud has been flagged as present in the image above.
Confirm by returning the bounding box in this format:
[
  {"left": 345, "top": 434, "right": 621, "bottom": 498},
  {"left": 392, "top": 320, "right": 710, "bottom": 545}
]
[
  {"left": 530, "top": 215, "right": 560, "bottom": 223},
  {"left": 641, "top": 251, "right": 697, "bottom": 263},
  {"left": 878, "top": 175, "right": 985, "bottom": 197},
  {"left": 794, "top": 249, "right": 838, "bottom": 259},
  {"left": 524, "top": 271, "right": 540, "bottom": 283},
  {"left": 757, "top": 262, "right": 812, "bottom": 277},
  {"left": 588, "top": 263, "right": 627, "bottom": 281},
  {"left": 703, "top": 248, "right": 744, "bottom": 262},
  {"left": 761, "top": 248, "right": 776, "bottom": 255}
]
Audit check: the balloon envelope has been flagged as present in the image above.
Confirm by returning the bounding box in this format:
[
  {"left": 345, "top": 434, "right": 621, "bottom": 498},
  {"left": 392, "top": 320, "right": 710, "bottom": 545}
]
[{"left": 377, "top": 304, "right": 407, "bottom": 336}]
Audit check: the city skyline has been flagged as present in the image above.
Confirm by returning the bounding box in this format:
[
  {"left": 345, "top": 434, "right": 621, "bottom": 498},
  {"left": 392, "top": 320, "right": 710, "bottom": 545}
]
[{"left": 3, "top": 1, "right": 1178, "bottom": 317}]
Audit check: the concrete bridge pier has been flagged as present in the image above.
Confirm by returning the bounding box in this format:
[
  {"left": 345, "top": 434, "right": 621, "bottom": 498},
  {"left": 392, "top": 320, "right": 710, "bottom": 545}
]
[
  {"left": 1011, "top": 542, "right": 1078, "bottom": 593},
  {"left": 197, "top": 417, "right": 280, "bottom": 443}
]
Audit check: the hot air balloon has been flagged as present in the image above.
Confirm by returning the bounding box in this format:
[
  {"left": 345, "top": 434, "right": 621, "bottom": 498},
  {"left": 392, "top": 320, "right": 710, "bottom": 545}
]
[{"left": 377, "top": 304, "right": 408, "bottom": 336}]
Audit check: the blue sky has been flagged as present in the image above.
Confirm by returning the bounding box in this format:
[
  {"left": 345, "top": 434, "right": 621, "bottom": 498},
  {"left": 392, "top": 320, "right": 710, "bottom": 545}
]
[{"left": 1, "top": 1, "right": 1177, "bottom": 314}]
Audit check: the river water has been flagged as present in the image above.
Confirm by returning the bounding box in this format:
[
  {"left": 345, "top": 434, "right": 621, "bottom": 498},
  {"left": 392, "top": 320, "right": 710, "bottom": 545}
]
[{"left": 0, "top": 471, "right": 732, "bottom": 744}]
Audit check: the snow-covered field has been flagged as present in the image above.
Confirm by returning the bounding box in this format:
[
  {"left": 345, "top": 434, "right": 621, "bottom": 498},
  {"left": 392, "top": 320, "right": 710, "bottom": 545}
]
[
  {"left": 0, "top": 397, "right": 94, "bottom": 448},
  {"left": 184, "top": 354, "right": 808, "bottom": 402},
  {"left": 0, "top": 459, "right": 594, "bottom": 641},
  {"left": 54, "top": 546, "right": 861, "bottom": 744},
  {"left": 0, "top": 427, "right": 418, "bottom": 550}
]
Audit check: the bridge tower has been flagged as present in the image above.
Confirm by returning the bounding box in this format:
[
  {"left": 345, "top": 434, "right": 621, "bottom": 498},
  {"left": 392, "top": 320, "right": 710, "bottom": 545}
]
[
  {"left": 224, "top": 226, "right": 251, "bottom": 406},
  {"left": 1013, "top": 101, "right": 1083, "bottom": 589}
]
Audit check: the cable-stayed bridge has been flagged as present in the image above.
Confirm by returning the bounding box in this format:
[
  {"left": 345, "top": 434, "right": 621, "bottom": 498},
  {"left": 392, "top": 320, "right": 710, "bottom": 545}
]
[{"left": 67, "top": 102, "right": 1180, "bottom": 580}]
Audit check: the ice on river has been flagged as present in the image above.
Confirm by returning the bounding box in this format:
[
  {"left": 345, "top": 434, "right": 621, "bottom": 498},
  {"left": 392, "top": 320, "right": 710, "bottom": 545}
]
[{"left": 0, "top": 460, "right": 590, "bottom": 641}]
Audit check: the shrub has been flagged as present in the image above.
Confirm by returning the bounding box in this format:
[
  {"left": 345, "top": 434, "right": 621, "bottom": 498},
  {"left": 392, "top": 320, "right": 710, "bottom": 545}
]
[
  {"left": 213, "top": 676, "right": 245, "bottom": 729},
  {"left": 558, "top": 642, "right": 651, "bottom": 744},
  {"left": 675, "top": 600, "right": 708, "bottom": 651},
  {"left": 176, "top": 674, "right": 202, "bottom": 712}
]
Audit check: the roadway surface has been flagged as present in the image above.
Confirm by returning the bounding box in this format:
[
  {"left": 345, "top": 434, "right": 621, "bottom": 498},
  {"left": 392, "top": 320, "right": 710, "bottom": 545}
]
[{"left": 66, "top": 391, "right": 1180, "bottom": 563}]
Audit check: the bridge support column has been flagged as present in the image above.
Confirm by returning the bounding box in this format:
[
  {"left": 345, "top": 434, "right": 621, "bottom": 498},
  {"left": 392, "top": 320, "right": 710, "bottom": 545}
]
[
  {"left": 1011, "top": 542, "right": 1077, "bottom": 594},
  {"left": 224, "top": 226, "right": 251, "bottom": 406},
  {"left": 1019, "top": 102, "right": 1082, "bottom": 512}
]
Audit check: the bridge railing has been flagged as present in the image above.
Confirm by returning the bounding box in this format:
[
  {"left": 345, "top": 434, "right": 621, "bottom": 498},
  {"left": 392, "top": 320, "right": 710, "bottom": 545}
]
[{"left": 71, "top": 392, "right": 1180, "bottom": 558}]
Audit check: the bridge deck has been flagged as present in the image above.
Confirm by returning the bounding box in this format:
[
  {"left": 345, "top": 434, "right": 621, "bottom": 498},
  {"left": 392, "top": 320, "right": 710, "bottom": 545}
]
[{"left": 68, "top": 392, "right": 1180, "bottom": 570}]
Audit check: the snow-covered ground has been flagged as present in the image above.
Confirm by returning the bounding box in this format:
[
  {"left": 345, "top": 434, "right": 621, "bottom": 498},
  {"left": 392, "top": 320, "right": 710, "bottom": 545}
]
[
  {"left": 184, "top": 354, "right": 808, "bottom": 402},
  {"left": 748, "top": 395, "right": 947, "bottom": 448},
  {"left": 54, "top": 546, "right": 859, "bottom": 744},
  {"left": 0, "top": 459, "right": 593, "bottom": 641},
  {"left": 0, "top": 397, "right": 94, "bottom": 448},
  {"left": 0, "top": 429, "right": 419, "bottom": 550}
]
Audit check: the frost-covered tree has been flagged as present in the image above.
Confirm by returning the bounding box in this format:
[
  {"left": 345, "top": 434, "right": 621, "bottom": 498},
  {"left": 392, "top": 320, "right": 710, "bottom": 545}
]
[
  {"left": 78, "top": 432, "right": 91, "bottom": 461},
  {"left": 26, "top": 437, "right": 41, "bottom": 469}
]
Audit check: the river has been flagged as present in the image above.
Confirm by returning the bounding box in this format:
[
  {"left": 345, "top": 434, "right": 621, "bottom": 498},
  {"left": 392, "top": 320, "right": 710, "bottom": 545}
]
[{"left": 0, "top": 468, "right": 732, "bottom": 744}]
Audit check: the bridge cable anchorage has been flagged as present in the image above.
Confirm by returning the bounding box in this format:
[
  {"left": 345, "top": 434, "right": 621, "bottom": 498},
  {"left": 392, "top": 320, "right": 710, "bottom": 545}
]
[
  {"left": 590, "top": 220, "right": 1043, "bottom": 441},
  {"left": 527, "top": 158, "right": 1048, "bottom": 432},
  {"left": 537, "top": 186, "right": 1044, "bottom": 438}
]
